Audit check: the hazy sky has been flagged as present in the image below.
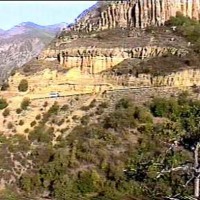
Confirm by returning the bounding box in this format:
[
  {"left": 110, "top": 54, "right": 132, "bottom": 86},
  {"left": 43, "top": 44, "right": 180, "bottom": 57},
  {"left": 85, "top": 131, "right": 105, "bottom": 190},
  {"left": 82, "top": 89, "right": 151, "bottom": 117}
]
[{"left": 0, "top": 1, "right": 96, "bottom": 30}]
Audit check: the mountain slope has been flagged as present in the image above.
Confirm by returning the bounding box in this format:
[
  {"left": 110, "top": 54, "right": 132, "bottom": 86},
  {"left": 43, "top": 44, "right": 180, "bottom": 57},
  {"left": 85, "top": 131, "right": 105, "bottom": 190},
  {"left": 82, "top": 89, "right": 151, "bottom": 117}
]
[
  {"left": 0, "top": 28, "right": 4, "bottom": 34},
  {"left": 1, "top": 1, "right": 200, "bottom": 199},
  {"left": 0, "top": 22, "right": 67, "bottom": 83}
]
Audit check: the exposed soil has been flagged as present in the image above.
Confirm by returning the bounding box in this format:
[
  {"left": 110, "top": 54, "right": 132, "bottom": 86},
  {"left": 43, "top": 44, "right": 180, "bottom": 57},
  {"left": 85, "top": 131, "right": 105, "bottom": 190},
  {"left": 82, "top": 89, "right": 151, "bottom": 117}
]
[
  {"left": 103, "top": 52, "right": 200, "bottom": 76},
  {"left": 57, "top": 26, "right": 189, "bottom": 50}
]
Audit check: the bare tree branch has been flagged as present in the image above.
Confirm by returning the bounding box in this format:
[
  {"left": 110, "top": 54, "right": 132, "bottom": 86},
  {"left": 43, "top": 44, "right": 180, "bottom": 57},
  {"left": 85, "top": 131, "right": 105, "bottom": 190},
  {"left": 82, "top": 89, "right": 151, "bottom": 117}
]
[
  {"left": 156, "top": 165, "right": 194, "bottom": 179},
  {"left": 184, "top": 175, "right": 195, "bottom": 187}
]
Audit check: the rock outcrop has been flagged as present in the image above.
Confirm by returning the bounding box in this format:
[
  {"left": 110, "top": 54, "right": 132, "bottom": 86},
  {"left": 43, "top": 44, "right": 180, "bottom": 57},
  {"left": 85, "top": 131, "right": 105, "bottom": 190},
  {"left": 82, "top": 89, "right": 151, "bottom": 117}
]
[
  {"left": 35, "top": 0, "right": 195, "bottom": 75},
  {"left": 107, "top": 69, "right": 200, "bottom": 87},
  {"left": 7, "top": 67, "right": 200, "bottom": 101},
  {"left": 39, "top": 46, "right": 188, "bottom": 74},
  {"left": 71, "top": 0, "right": 200, "bottom": 33}
]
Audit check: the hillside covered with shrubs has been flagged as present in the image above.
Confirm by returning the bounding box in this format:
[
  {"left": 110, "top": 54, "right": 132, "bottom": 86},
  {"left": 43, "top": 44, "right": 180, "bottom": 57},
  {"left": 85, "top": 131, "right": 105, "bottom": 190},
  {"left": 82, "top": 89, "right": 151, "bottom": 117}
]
[{"left": 0, "top": 91, "right": 199, "bottom": 200}]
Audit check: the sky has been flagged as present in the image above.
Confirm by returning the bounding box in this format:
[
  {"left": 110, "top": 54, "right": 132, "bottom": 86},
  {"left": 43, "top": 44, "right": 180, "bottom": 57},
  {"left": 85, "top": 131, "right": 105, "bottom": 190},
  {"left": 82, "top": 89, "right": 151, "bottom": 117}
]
[{"left": 0, "top": 1, "right": 96, "bottom": 30}]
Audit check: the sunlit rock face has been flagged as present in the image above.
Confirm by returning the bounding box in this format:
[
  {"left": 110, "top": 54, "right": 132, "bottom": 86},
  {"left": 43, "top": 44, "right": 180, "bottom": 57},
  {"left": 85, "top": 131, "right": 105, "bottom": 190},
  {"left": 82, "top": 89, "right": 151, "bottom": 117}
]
[{"left": 70, "top": 0, "right": 200, "bottom": 32}]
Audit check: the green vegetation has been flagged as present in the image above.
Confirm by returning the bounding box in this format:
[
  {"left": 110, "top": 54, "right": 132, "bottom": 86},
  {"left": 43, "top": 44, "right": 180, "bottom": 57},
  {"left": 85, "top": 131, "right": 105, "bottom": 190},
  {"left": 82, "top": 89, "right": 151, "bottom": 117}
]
[
  {"left": 48, "top": 101, "right": 60, "bottom": 115},
  {"left": 20, "top": 98, "right": 30, "bottom": 110},
  {"left": 24, "top": 128, "right": 29, "bottom": 133},
  {"left": 60, "top": 104, "right": 69, "bottom": 112},
  {"left": 16, "top": 108, "right": 22, "bottom": 114},
  {"left": 19, "top": 120, "right": 24, "bottom": 126},
  {"left": 0, "top": 93, "right": 199, "bottom": 200},
  {"left": 0, "top": 98, "right": 8, "bottom": 110},
  {"left": 2, "top": 108, "right": 10, "bottom": 117},
  {"left": 30, "top": 121, "right": 36, "bottom": 127},
  {"left": 167, "top": 11, "right": 200, "bottom": 52},
  {"left": 35, "top": 114, "right": 41, "bottom": 120},
  {"left": 18, "top": 79, "right": 28, "bottom": 92},
  {"left": 113, "top": 12, "right": 200, "bottom": 77},
  {"left": 7, "top": 122, "right": 13, "bottom": 129},
  {"left": 0, "top": 187, "right": 23, "bottom": 200},
  {"left": 81, "top": 115, "right": 90, "bottom": 125}
]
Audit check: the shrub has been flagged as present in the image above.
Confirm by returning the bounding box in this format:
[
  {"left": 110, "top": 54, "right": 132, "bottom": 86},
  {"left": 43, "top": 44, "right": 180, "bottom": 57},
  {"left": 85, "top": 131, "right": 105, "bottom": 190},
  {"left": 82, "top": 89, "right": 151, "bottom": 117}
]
[
  {"left": 0, "top": 98, "right": 8, "bottom": 110},
  {"left": 178, "top": 91, "right": 189, "bottom": 105},
  {"left": 60, "top": 104, "right": 69, "bottom": 111},
  {"left": 192, "top": 85, "right": 200, "bottom": 94},
  {"left": 16, "top": 108, "right": 22, "bottom": 114},
  {"left": 104, "top": 109, "right": 137, "bottom": 130},
  {"left": 134, "top": 107, "right": 153, "bottom": 123},
  {"left": 24, "top": 128, "right": 29, "bottom": 133},
  {"left": 89, "top": 99, "right": 96, "bottom": 108},
  {"left": 7, "top": 122, "right": 13, "bottom": 129},
  {"left": 77, "top": 171, "right": 97, "bottom": 194},
  {"left": 80, "top": 105, "right": 90, "bottom": 111},
  {"left": 167, "top": 12, "right": 200, "bottom": 52},
  {"left": 99, "top": 102, "right": 109, "bottom": 108},
  {"left": 30, "top": 121, "right": 36, "bottom": 127},
  {"left": 28, "top": 124, "right": 54, "bottom": 143},
  {"left": 60, "top": 127, "right": 69, "bottom": 134},
  {"left": 81, "top": 115, "right": 90, "bottom": 125},
  {"left": 96, "top": 107, "right": 104, "bottom": 115},
  {"left": 72, "top": 115, "right": 79, "bottom": 121},
  {"left": 18, "top": 79, "right": 28, "bottom": 92},
  {"left": 43, "top": 101, "right": 48, "bottom": 108},
  {"left": 167, "top": 12, "right": 193, "bottom": 26},
  {"left": 115, "top": 98, "right": 134, "bottom": 109},
  {"left": 150, "top": 98, "right": 171, "bottom": 117},
  {"left": 42, "top": 112, "right": 51, "bottom": 123},
  {"left": 57, "top": 118, "right": 65, "bottom": 126},
  {"left": 19, "top": 120, "right": 24, "bottom": 126},
  {"left": 21, "top": 98, "right": 30, "bottom": 110},
  {"left": 0, "top": 188, "right": 24, "bottom": 200},
  {"left": 2, "top": 108, "right": 10, "bottom": 117},
  {"left": 1, "top": 82, "right": 9, "bottom": 91},
  {"left": 35, "top": 114, "right": 41, "bottom": 120},
  {"left": 48, "top": 102, "right": 60, "bottom": 115}
]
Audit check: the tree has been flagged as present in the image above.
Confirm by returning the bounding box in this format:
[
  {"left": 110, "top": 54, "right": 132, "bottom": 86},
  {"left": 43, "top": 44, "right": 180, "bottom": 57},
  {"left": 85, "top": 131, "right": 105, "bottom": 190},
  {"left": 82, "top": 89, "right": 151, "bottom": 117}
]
[
  {"left": 125, "top": 95, "right": 200, "bottom": 199},
  {"left": 18, "top": 79, "right": 28, "bottom": 92},
  {"left": 2, "top": 108, "right": 10, "bottom": 117},
  {"left": 1, "top": 82, "right": 9, "bottom": 91},
  {"left": 48, "top": 102, "right": 60, "bottom": 115},
  {"left": 0, "top": 98, "right": 8, "bottom": 110},
  {"left": 20, "top": 98, "right": 30, "bottom": 110}
]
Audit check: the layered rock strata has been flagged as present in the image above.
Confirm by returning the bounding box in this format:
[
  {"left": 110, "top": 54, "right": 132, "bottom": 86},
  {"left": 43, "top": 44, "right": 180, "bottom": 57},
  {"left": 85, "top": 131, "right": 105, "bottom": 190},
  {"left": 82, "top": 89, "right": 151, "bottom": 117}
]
[
  {"left": 105, "top": 69, "right": 200, "bottom": 87},
  {"left": 40, "top": 46, "right": 188, "bottom": 74},
  {"left": 71, "top": 0, "right": 200, "bottom": 32},
  {"left": 7, "top": 68, "right": 200, "bottom": 100}
]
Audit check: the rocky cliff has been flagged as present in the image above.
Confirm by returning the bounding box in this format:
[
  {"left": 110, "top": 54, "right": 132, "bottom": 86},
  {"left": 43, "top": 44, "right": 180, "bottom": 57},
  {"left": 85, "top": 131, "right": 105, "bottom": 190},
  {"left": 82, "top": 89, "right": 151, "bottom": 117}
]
[
  {"left": 35, "top": 0, "right": 200, "bottom": 76},
  {"left": 14, "top": 0, "right": 200, "bottom": 89},
  {"left": 56, "top": 46, "right": 187, "bottom": 74},
  {"left": 70, "top": 0, "right": 200, "bottom": 33}
]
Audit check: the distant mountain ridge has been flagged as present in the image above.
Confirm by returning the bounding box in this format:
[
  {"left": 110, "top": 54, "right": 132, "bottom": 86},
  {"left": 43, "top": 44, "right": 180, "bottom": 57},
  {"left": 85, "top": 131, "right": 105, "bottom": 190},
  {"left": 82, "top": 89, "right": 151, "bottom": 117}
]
[
  {"left": 0, "top": 28, "right": 4, "bottom": 35},
  {"left": 0, "top": 21, "right": 68, "bottom": 83},
  {"left": 0, "top": 22, "right": 67, "bottom": 38}
]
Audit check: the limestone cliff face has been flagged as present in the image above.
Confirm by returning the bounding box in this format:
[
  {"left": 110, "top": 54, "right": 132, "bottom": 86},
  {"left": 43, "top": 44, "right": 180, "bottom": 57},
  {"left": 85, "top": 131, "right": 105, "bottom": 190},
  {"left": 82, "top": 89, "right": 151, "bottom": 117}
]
[
  {"left": 107, "top": 69, "right": 200, "bottom": 87},
  {"left": 39, "top": 46, "right": 188, "bottom": 74},
  {"left": 71, "top": 0, "right": 200, "bottom": 32},
  {"left": 36, "top": 0, "right": 194, "bottom": 75},
  {"left": 8, "top": 68, "right": 200, "bottom": 96}
]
